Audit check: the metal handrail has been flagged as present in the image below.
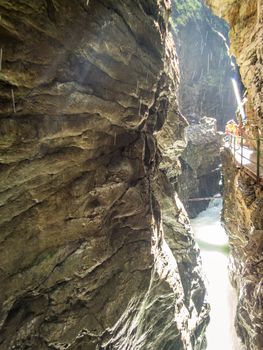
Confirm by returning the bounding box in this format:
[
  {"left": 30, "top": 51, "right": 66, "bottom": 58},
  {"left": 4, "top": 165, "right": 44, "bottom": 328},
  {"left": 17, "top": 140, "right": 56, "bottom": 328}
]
[
  {"left": 225, "top": 133, "right": 262, "bottom": 182},
  {"left": 226, "top": 133, "right": 263, "bottom": 142}
]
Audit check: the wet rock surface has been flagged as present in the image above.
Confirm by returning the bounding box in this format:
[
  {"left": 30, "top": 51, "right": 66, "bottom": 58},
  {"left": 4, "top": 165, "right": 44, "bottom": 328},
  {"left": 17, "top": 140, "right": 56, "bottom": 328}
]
[
  {"left": 0, "top": 1, "right": 209, "bottom": 349},
  {"left": 177, "top": 117, "right": 222, "bottom": 218}
]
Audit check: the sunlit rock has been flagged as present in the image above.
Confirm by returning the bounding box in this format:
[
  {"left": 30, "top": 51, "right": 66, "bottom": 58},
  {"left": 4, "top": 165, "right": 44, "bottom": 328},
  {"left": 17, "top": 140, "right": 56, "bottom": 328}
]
[{"left": 206, "top": 0, "right": 263, "bottom": 133}]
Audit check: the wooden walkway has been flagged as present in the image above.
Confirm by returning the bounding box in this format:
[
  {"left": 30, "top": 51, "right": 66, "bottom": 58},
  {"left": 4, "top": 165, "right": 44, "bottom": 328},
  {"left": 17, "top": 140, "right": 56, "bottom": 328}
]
[
  {"left": 225, "top": 139, "right": 263, "bottom": 184},
  {"left": 188, "top": 196, "right": 222, "bottom": 202},
  {"left": 187, "top": 135, "right": 262, "bottom": 203}
]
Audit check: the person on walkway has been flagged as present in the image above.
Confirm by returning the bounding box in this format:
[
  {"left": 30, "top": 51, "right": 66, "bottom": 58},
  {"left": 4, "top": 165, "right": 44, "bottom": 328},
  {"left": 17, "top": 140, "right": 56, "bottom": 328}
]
[{"left": 225, "top": 120, "right": 238, "bottom": 145}]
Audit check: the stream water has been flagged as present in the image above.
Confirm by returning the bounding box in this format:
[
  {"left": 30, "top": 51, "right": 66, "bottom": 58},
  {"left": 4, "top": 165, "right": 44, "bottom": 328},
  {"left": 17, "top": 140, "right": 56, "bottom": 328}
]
[{"left": 191, "top": 199, "right": 244, "bottom": 350}]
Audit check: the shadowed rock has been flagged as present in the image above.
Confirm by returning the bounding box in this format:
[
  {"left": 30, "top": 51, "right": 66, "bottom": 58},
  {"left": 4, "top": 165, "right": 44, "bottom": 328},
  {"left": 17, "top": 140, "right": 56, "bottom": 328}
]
[{"left": 0, "top": 1, "right": 209, "bottom": 349}]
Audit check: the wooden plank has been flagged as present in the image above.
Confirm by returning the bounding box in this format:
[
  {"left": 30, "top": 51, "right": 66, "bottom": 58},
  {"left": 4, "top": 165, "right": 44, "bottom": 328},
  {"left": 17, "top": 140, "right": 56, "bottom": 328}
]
[{"left": 188, "top": 196, "right": 222, "bottom": 202}]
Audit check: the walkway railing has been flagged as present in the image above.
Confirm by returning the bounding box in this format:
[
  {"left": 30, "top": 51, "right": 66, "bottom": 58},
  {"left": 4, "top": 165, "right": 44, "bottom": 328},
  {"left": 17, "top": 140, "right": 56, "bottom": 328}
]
[{"left": 225, "top": 133, "right": 263, "bottom": 183}]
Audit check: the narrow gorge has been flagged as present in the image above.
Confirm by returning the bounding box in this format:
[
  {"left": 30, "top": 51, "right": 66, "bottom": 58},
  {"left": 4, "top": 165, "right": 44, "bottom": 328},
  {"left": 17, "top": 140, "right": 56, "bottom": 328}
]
[
  {"left": 206, "top": 1, "right": 263, "bottom": 349},
  {"left": 0, "top": 0, "right": 262, "bottom": 350}
]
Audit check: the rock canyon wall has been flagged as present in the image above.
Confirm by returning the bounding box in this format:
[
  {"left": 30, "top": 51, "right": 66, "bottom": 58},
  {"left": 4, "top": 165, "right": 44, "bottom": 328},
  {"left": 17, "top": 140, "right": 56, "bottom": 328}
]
[
  {"left": 171, "top": 0, "right": 237, "bottom": 130},
  {"left": 177, "top": 117, "right": 222, "bottom": 218},
  {"left": 206, "top": 0, "right": 263, "bottom": 349},
  {"left": 0, "top": 1, "right": 209, "bottom": 349}
]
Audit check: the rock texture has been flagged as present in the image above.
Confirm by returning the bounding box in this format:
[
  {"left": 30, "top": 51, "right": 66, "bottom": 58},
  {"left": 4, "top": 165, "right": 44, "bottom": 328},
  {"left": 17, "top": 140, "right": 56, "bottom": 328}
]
[
  {"left": 206, "top": 0, "right": 263, "bottom": 133},
  {"left": 221, "top": 150, "right": 263, "bottom": 350},
  {"left": 0, "top": 1, "right": 209, "bottom": 349},
  {"left": 177, "top": 117, "right": 222, "bottom": 218},
  {"left": 171, "top": 0, "right": 237, "bottom": 130},
  {"left": 206, "top": 0, "right": 263, "bottom": 349}
]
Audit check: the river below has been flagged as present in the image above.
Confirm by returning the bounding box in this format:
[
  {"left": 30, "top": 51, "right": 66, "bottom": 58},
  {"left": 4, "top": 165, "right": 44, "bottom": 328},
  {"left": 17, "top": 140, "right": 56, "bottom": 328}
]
[{"left": 191, "top": 199, "right": 244, "bottom": 350}]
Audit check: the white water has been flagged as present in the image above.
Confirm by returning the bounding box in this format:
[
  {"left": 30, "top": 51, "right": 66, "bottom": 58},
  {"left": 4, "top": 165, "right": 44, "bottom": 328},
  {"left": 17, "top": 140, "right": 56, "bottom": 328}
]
[{"left": 191, "top": 199, "right": 244, "bottom": 350}]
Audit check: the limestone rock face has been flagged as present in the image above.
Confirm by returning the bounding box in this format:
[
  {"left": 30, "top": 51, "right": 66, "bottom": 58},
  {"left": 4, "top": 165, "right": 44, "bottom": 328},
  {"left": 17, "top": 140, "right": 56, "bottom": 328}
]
[
  {"left": 177, "top": 117, "right": 222, "bottom": 218},
  {"left": 206, "top": 0, "right": 263, "bottom": 133},
  {"left": 0, "top": 1, "right": 209, "bottom": 349},
  {"left": 206, "top": 1, "right": 263, "bottom": 349},
  {"left": 221, "top": 150, "right": 263, "bottom": 350}
]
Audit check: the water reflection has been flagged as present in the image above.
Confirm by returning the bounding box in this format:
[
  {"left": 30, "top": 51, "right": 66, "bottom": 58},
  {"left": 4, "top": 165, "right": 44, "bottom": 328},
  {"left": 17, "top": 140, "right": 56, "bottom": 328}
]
[{"left": 191, "top": 199, "right": 244, "bottom": 350}]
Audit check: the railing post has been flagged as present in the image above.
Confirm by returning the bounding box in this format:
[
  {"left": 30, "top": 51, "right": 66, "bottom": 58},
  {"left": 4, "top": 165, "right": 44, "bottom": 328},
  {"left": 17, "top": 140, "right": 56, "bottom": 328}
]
[
  {"left": 257, "top": 137, "right": 260, "bottom": 182},
  {"left": 241, "top": 135, "right": 243, "bottom": 167}
]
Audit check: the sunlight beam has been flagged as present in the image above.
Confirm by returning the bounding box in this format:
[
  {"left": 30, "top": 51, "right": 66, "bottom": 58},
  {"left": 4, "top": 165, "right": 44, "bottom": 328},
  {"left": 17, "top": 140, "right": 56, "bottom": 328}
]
[{"left": 231, "top": 78, "right": 246, "bottom": 121}]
